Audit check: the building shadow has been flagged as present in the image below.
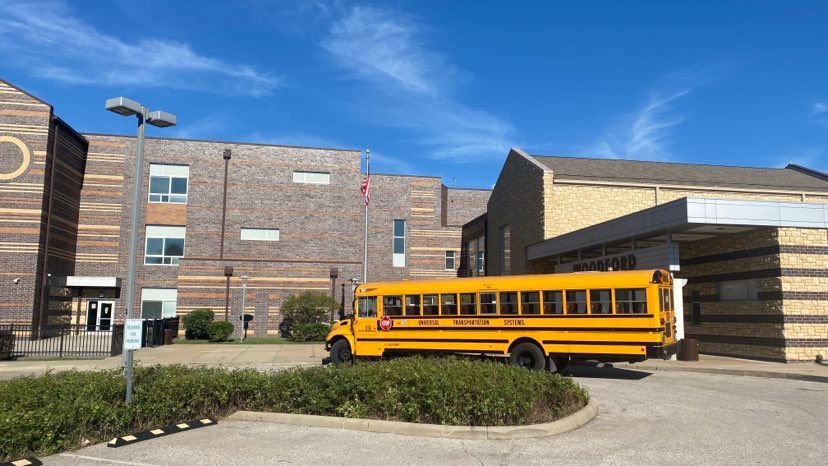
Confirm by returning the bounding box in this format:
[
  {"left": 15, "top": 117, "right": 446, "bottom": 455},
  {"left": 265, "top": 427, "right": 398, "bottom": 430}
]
[{"left": 565, "top": 362, "right": 652, "bottom": 380}]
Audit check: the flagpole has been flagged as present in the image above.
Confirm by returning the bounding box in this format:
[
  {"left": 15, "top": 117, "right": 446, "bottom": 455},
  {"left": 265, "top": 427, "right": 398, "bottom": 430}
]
[{"left": 363, "top": 149, "right": 370, "bottom": 283}]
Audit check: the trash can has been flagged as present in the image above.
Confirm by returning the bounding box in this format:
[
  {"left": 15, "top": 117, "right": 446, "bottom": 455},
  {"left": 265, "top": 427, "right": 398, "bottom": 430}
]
[
  {"left": 678, "top": 338, "right": 699, "bottom": 361},
  {"left": 164, "top": 329, "right": 175, "bottom": 346}
]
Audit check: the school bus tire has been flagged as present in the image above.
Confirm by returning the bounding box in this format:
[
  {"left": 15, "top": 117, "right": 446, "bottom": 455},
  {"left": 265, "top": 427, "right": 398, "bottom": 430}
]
[
  {"left": 508, "top": 342, "right": 546, "bottom": 370},
  {"left": 330, "top": 339, "right": 353, "bottom": 366}
]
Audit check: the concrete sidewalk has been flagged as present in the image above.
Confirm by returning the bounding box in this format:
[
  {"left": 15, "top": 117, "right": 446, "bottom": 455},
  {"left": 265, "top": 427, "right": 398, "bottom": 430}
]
[
  {"left": 0, "top": 343, "right": 326, "bottom": 380},
  {"left": 616, "top": 354, "right": 828, "bottom": 383}
]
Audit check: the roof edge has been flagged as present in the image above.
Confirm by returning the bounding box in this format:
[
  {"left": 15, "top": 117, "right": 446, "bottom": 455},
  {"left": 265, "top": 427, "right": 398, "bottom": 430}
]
[
  {"left": 80, "top": 132, "right": 362, "bottom": 153},
  {"left": 512, "top": 147, "right": 551, "bottom": 172},
  {"left": 0, "top": 78, "right": 54, "bottom": 109},
  {"left": 786, "top": 163, "right": 828, "bottom": 182}
]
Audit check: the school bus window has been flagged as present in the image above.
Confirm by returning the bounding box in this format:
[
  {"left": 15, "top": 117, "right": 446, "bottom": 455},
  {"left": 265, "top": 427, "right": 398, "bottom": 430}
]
[
  {"left": 383, "top": 296, "right": 403, "bottom": 316},
  {"left": 423, "top": 294, "right": 439, "bottom": 315},
  {"left": 441, "top": 294, "right": 458, "bottom": 315},
  {"left": 566, "top": 290, "right": 587, "bottom": 314},
  {"left": 543, "top": 290, "right": 563, "bottom": 314},
  {"left": 405, "top": 295, "right": 421, "bottom": 316},
  {"left": 500, "top": 292, "right": 518, "bottom": 315},
  {"left": 521, "top": 291, "right": 540, "bottom": 314},
  {"left": 479, "top": 292, "right": 497, "bottom": 314},
  {"left": 616, "top": 288, "right": 647, "bottom": 314},
  {"left": 590, "top": 289, "right": 612, "bottom": 314},
  {"left": 358, "top": 296, "right": 377, "bottom": 318},
  {"left": 660, "top": 288, "right": 672, "bottom": 312},
  {"left": 459, "top": 293, "right": 476, "bottom": 315}
]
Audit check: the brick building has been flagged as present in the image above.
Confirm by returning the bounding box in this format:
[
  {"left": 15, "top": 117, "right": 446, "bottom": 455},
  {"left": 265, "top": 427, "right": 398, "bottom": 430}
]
[
  {"left": 0, "top": 79, "right": 489, "bottom": 335},
  {"left": 464, "top": 148, "right": 828, "bottom": 362}
]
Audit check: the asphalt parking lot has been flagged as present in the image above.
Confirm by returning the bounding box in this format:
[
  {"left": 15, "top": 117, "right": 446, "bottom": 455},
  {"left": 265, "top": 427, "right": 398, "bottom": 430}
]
[{"left": 44, "top": 366, "right": 827, "bottom": 465}]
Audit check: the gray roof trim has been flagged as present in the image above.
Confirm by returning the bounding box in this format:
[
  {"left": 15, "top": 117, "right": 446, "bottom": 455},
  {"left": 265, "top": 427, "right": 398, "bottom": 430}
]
[
  {"left": 512, "top": 147, "right": 551, "bottom": 172},
  {"left": 81, "top": 132, "right": 361, "bottom": 153},
  {"left": 526, "top": 197, "right": 828, "bottom": 261}
]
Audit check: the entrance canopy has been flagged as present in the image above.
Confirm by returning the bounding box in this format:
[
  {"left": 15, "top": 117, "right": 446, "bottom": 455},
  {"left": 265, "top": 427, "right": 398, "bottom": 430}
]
[
  {"left": 527, "top": 197, "right": 828, "bottom": 271},
  {"left": 65, "top": 276, "right": 121, "bottom": 288}
]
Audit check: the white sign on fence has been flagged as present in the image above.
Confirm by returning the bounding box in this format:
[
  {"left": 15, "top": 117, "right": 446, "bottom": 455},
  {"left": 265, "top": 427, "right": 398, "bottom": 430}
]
[{"left": 124, "top": 319, "right": 143, "bottom": 351}]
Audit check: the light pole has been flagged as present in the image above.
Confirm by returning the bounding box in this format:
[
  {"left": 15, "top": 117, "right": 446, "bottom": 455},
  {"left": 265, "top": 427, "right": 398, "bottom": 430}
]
[
  {"left": 105, "top": 97, "right": 176, "bottom": 406},
  {"left": 240, "top": 274, "right": 249, "bottom": 341}
]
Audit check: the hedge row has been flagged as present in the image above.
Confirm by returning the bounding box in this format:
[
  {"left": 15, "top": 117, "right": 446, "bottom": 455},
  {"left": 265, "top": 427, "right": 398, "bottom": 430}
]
[{"left": 0, "top": 358, "right": 588, "bottom": 461}]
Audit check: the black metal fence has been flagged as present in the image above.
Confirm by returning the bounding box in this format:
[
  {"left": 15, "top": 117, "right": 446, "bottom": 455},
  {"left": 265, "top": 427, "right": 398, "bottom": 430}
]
[{"left": 3, "top": 317, "right": 180, "bottom": 359}]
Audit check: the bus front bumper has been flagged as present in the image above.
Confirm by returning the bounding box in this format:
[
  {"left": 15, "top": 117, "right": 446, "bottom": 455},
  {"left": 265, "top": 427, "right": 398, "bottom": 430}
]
[{"left": 647, "top": 342, "right": 677, "bottom": 360}]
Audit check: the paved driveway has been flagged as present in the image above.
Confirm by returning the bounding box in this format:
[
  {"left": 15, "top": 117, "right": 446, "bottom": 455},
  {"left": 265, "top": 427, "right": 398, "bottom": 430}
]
[{"left": 45, "top": 366, "right": 827, "bottom": 465}]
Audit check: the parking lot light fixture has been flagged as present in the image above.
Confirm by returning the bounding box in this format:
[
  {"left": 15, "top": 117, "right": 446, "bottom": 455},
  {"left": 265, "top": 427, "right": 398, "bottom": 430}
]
[{"left": 105, "top": 96, "right": 176, "bottom": 406}]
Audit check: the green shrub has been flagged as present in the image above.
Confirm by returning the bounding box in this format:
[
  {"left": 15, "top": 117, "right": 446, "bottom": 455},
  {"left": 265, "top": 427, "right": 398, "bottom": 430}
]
[
  {"left": 0, "top": 330, "right": 14, "bottom": 360},
  {"left": 279, "top": 291, "right": 338, "bottom": 338},
  {"left": 182, "top": 308, "right": 214, "bottom": 340},
  {"left": 207, "top": 321, "right": 234, "bottom": 342},
  {"left": 290, "top": 323, "right": 329, "bottom": 342},
  {"left": 0, "top": 358, "right": 588, "bottom": 461}
]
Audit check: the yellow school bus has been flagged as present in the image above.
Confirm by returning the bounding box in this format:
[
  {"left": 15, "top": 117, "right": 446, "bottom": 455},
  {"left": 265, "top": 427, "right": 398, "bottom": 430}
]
[{"left": 325, "top": 269, "right": 677, "bottom": 370}]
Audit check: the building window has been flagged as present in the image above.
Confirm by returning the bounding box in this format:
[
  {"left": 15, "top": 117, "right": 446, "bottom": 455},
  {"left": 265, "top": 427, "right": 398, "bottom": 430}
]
[
  {"left": 241, "top": 228, "right": 280, "bottom": 241},
  {"left": 148, "top": 164, "right": 189, "bottom": 203},
  {"left": 393, "top": 219, "right": 405, "bottom": 267},
  {"left": 498, "top": 225, "right": 511, "bottom": 275},
  {"left": 445, "top": 251, "right": 455, "bottom": 270},
  {"left": 292, "top": 171, "right": 330, "bottom": 184},
  {"left": 477, "top": 250, "right": 485, "bottom": 275},
  {"left": 144, "top": 225, "right": 185, "bottom": 265},
  {"left": 719, "top": 279, "right": 758, "bottom": 301},
  {"left": 140, "top": 288, "right": 177, "bottom": 319}
]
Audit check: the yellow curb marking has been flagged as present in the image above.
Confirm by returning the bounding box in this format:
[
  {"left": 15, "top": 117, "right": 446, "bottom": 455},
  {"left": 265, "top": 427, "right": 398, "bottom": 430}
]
[
  {"left": 12, "top": 460, "right": 33, "bottom": 466},
  {"left": 176, "top": 423, "right": 190, "bottom": 429},
  {"left": 200, "top": 419, "right": 212, "bottom": 424},
  {"left": 151, "top": 429, "right": 165, "bottom": 435},
  {"left": 122, "top": 435, "right": 137, "bottom": 442}
]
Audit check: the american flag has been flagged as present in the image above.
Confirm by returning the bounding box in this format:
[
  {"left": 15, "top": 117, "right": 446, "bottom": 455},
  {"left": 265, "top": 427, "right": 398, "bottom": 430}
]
[{"left": 360, "top": 174, "right": 371, "bottom": 206}]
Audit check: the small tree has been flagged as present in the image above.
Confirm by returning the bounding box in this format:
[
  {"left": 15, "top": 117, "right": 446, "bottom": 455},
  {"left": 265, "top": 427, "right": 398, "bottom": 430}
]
[
  {"left": 183, "top": 308, "right": 214, "bottom": 340},
  {"left": 207, "top": 321, "right": 234, "bottom": 342},
  {"left": 279, "top": 291, "right": 337, "bottom": 340}
]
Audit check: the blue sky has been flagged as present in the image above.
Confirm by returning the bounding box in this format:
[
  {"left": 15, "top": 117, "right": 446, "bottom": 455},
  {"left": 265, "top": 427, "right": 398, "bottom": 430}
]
[{"left": 1, "top": 0, "right": 826, "bottom": 188}]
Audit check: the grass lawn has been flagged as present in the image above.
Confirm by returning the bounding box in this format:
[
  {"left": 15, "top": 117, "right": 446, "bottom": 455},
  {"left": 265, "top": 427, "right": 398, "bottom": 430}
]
[{"left": 172, "top": 336, "right": 321, "bottom": 345}]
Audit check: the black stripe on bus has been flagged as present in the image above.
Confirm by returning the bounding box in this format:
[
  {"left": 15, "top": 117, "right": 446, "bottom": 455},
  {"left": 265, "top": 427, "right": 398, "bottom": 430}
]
[
  {"left": 542, "top": 340, "right": 654, "bottom": 346},
  {"left": 386, "top": 327, "right": 662, "bottom": 332},
  {"left": 387, "top": 314, "right": 655, "bottom": 319},
  {"left": 359, "top": 338, "right": 510, "bottom": 344}
]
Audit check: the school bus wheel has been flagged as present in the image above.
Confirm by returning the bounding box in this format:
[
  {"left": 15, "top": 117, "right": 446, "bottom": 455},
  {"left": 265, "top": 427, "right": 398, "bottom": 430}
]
[
  {"left": 508, "top": 342, "right": 546, "bottom": 370},
  {"left": 330, "top": 339, "right": 353, "bottom": 366}
]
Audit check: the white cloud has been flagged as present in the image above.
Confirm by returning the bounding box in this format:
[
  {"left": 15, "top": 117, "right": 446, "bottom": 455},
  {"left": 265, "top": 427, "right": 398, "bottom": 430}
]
[
  {"left": 321, "top": 5, "right": 513, "bottom": 162},
  {"left": 0, "top": 0, "right": 279, "bottom": 96},
  {"left": 812, "top": 102, "right": 828, "bottom": 114},
  {"left": 588, "top": 65, "right": 725, "bottom": 161}
]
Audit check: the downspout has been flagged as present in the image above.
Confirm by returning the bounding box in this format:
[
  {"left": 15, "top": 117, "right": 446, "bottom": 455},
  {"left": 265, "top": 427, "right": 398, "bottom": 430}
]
[{"left": 219, "top": 149, "right": 231, "bottom": 259}]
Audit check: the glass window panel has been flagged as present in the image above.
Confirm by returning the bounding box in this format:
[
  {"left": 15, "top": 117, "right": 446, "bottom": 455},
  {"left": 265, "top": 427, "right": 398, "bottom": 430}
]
[
  {"left": 422, "top": 295, "right": 439, "bottom": 315},
  {"left": 170, "top": 177, "right": 188, "bottom": 194},
  {"left": 393, "top": 237, "right": 405, "bottom": 254},
  {"left": 566, "top": 290, "right": 587, "bottom": 314},
  {"left": 521, "top": 291, "right": 540, "bottom": 314},
  {"left": 459, "top": 293, "right": 476, "bottom": 314},
  {"left": 161, "top": 301, "right": 177, "bottom": 317},
  {"left": 405, "top": 295, "right": 421, "bottom": 316},
  {"left": 616, "top": 288, "right": 648, "bottom": 314},
  {"left": 445, "top": 251, "right": 455, "bottom": 270},
  {"left": 164, "top": 238, "right": 184, "bottom": 256},
  {"left": 393, "top": 219, "right": 405, "bottom": 237},
  {"left": 477, "top": 251, "right": 484, "bottom": 274},
  {"left": 145, "top": 237, "right": 164, "bottom": 255},
  {"left": 479, "top": 293, "right": 497, "bottom": 314},
  {"left": 144, "top": 256, "right": 163, "bottom": 265},
  {"left": 383, "top": 296, "right": 403, "bottom": 316},
  {"left": 141, "top": 301, "right": 163, "bottom": 319},
  {"left": 149, "top": 176, "right": 169, "bottom": 195},
  {"left": 543, "top": 290, "right": 563, "bottom": 314},
  {"left": 170, "top": 195, "right": 187, "bottom": 203},
  {"left": 358, "top": 297, "right": 377, "bottom": 318},
  {"left": 590, "top": 289, "right": 612, "bottom": 314},
  {"left": 499, "top": 292, "right": 518, "bottom": 315},
  {"left": 440, "top": 294, "right": 457, "bottom": 315}
]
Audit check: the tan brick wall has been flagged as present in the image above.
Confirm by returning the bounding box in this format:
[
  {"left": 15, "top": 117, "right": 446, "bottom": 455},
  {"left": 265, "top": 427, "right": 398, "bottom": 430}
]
[{"left": 544, "top": 184, "right": 655, "bottom": 238}]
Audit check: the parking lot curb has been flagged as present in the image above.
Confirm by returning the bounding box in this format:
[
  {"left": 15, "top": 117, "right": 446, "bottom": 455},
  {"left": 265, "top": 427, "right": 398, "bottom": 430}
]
[
  {"left": 619, "top": 364, "right": 828, "bottom": 383},
  {"left": 226, "top": 399, "right": 597, "bottom": 439}
]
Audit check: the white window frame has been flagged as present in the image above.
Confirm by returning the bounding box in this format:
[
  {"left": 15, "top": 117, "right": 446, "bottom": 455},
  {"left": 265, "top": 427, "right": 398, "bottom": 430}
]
[
  {"left": 241, "top": 228, "right": 280, "bottom": 241},
  {"left": 140, "top": 288, "right": 177, "bottom": 319},
  {"left": 393, "top": 219, "right": 406, "bottom": 267},
  {"left": 292, "top": 171, "right": 330, "bottom": 185},
  {"left": 445, "top": 251, "right": 455, "bottom": 270},
  {"left": 144, "top": 225, "right": 186, "bottom": 266},
  {"left": 148, "top": 164, "right": 189, "bottom": 204}
]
